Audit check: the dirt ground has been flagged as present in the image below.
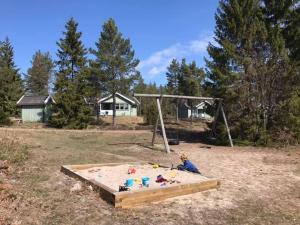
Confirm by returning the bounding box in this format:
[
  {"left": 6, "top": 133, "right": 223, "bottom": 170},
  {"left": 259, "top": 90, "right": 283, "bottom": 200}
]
[{"left": 0, "top": 128, "right": 299, "bottom": 225}]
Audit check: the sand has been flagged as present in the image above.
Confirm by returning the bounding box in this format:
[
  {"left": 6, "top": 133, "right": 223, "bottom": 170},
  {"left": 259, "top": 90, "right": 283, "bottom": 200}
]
[{"left": 76, "top": 164, "right": 209, "bottom": 192}]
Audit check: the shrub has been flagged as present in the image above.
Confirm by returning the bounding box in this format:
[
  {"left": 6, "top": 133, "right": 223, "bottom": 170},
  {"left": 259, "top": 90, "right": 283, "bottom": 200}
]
[
  {"left": 0, "top": 107, "right": 11, "bottom": 126},
  {"left": 144, "top": 101, "right": 158, "bottom": 125}
]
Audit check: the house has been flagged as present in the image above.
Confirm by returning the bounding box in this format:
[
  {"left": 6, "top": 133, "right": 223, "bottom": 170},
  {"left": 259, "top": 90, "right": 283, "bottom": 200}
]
[
  {"left": 16, "top": 95, "right": 55, "bottom": 122},
  {"left": 178, "top": 100, "right": 213, "bottom": 119},
  {"left": 98, "top": 92, "right": 139, "bottom": 116}
]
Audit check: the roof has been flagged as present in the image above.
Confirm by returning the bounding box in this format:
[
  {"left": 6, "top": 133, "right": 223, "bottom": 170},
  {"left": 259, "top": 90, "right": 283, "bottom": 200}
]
[
  {"left": 195, "top": 100, "right": 213, "bottom": 108},
  {"left": 180, "top": 100, "right": 213, "bottom": 109},
  {"left": 98, "top": 92, "right": 140, "bottom": 105},
  {"left": 16, "top": 95, "right": 54, "bottom": 106}
]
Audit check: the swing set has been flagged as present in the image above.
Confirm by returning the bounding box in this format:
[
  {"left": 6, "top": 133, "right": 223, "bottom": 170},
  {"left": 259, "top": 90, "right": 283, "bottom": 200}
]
[{"left": 133, "top": 93, "right": 233, "bottom": 154}]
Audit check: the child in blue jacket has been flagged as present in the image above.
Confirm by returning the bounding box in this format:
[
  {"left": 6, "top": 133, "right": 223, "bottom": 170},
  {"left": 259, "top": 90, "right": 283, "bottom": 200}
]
[{"left": 177, "top": 154, "right": 201, "bottom": 174}]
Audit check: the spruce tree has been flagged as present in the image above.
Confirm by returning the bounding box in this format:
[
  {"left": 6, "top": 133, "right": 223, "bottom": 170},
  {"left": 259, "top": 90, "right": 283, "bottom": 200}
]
[
  {"left": 25, "top": 50, "right": 54, "bottom": 95},
  {"left": 205, "top": 0, "right": 299, "bottom": 144},
  {"left": 90, "top": 18, "right": 139, "bottom": 127},
  {"left": 49, "top": 18, "right": 91, "bottom": 129},
  {"left": 0, "top": 38, "right": 23, "bottom": 124}
]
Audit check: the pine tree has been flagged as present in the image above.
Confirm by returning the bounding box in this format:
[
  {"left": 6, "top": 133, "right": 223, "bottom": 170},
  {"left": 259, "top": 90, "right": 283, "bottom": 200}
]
[
  {"left": 49, "top": 18, "right": 91, "bottom": 129},
  {"left": 166, "top": 59, "right": 204, "bottom": 121},
  {"left": 0, "top": 38, "right": 23, "bottom": 124},
  {"left": 166, "top": 59, "right": 181, "bottom": 120},
  {"left": 25, "top": 50, "right": 54, "bottom": 95},
  {"left": 179, "top": 59, "right": 204, "bottom": 123},
  {"left": 90, "top": 18, "right": 139, "bottom": 127},
  {"left": 166, "top": 59, "right": 181, "bottom": 95}
]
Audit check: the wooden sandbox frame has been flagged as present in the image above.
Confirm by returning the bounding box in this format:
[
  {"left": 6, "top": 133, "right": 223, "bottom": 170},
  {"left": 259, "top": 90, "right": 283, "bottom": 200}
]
[{"left": 61, "top": 162, "right": 221, "bottom": 208}]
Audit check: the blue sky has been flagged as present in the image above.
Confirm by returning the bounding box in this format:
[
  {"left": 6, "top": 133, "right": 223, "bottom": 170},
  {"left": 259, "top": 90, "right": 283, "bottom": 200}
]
[{"left": 0, "top": 0, "right": 219, "bottom": 85}]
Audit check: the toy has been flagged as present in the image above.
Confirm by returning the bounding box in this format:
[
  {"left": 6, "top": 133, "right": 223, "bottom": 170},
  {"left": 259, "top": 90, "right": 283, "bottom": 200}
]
[
  {"left": 119, "top": 185, "right": 130, "bottom": 192},
  {"left": 142, "top": 177, "right": 150, "bottom": 187},
  {"left": 156, "top": 175, "right": 168, "bottom": 183},
  {"left": 126, "top": 178, "right": 134, "bottom": 187},
  {"left": 152, "top": 164, "right": 160, "bottom": 169},
  {"left": 128, "top": 167, "right": 136, "bottom": 174}
]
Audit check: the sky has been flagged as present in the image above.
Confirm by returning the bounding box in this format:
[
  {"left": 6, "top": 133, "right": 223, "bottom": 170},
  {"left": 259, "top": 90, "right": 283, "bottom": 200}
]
[{"left": 0, "top": 0, "right": 219, "bottom": 85}]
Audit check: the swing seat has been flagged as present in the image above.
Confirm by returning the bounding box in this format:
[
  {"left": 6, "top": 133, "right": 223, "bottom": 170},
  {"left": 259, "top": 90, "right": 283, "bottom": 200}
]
[{"left": 168, "top": 139, "right": 180, "bottom": 145}]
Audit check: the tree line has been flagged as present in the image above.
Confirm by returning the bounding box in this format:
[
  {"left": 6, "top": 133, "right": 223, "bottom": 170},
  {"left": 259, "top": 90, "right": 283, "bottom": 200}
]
[
  {"left": 0, "top": 18, "right": 140, "bottom": 128},
  {"left": 0, "top": 0, "right": 299, "bottom": 145}
]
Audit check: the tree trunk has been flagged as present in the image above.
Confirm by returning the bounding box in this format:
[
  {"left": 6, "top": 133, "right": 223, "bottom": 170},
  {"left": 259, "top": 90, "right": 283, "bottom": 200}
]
[{"left": 112, "top": 92, "right": 116, "bottom": 127}]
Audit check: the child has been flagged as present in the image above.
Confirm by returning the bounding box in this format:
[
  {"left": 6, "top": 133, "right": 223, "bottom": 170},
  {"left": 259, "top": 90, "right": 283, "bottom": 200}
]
[{"left": 177, "top": 154, "right": 201, "bottom": 174}]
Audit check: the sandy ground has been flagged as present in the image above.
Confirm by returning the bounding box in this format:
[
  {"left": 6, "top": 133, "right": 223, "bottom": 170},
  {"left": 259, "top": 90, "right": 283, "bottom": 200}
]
[
  {"left": 76, "top": 164, "right": 209, "bottom": 191},
  {"left": 0, "top": 129, "right": 299, "bottom": 225}
]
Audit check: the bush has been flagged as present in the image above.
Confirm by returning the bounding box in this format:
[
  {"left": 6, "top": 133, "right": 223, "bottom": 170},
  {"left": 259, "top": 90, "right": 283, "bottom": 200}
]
[
  {"left": 0, "top": 107, "right": 11, "bottom": 126},
  {"left": 144, "top": 101, "right": 158, "bottom": 125},
  {"left": 0, "top": 132, "right": 28, "bottom": 165}
]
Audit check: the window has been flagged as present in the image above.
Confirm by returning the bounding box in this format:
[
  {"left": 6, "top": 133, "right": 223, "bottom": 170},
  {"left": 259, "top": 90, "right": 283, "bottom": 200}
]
[
  {"left": 102, "top": 103, "right": 112, "bottom": 110},
  {"left": 115, "top": 103, "right": 129, "bottom": 110}
]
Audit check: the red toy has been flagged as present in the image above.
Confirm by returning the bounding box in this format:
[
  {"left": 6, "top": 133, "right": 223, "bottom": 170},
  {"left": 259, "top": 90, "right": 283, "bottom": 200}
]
[{"left": 127, "top": 168, "right": 136, "bottom": 174}]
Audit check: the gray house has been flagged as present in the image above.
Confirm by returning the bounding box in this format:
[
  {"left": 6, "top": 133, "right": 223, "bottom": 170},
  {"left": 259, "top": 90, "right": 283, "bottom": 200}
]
[
  {"left": 98, "top": 92, "right": 139, "bottom": 116},
  {"left": 16, "top": 95, "right": 55, "bottom": 122},
  {"left": 178, "top": 100, "right": 213, "bottom": 119}
]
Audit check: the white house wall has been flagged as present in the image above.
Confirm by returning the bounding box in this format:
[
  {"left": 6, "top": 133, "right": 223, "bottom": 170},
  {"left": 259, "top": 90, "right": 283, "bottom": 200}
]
[
  {"left": 179, "top": 103, "right": 212, "bottom": 119},
  {"left": 99, "top": 96, "right": 137, "bottom": 117}
]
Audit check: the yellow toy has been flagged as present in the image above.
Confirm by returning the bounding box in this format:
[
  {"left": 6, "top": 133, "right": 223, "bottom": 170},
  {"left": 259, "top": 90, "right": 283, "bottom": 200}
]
[{"left": 152, "top": 164, "right": 160, "bottom": 169}]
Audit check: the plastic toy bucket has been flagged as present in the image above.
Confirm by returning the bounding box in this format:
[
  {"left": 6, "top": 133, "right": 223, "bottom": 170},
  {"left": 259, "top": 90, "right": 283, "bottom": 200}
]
[
  {"left": 142, "top": 177, "right": 150, "bottom": 186},
  {"left": 126, "top": 178, "right": 134, "bottom": 187}
]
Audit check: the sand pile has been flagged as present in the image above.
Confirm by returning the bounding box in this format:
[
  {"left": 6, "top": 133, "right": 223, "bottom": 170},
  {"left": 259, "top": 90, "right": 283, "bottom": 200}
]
[{"left": 77, "top": 164, "right": 209, "bottom": 192}]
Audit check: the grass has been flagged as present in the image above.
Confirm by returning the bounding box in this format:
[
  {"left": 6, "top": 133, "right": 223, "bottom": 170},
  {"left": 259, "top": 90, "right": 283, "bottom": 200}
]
[
  {"left": 0, "top": 131, "right": 28, "bottom": 165},
  {"left": 0, "top": 128, "right": 299, "bottom": 225}
]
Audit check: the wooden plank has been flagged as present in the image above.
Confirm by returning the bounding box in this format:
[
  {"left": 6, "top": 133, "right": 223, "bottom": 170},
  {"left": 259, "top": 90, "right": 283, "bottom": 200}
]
[
  {"left": 115, "top": 180, "right": 220, "bottom": 208},
  {"left": 212, "top": 100, "right": 221, "bottom": 136},
  {"left": 115, "top": 180, "right": 218, "bottom": 199},
  {"left": 220, "top": 105, "right": 234, "bottom": 147},
  {"left": 116, "top": 182, "right": 219, "bottom": 208},
  {"left": 152, "top": 97, "right": 163, "bottom": 146},
  {"left": 64, "top": 162, "right": 143, "bottom": 171},
  {"left": 156, "top": 98, "right": 170, "bottom": 154},
  {"left": 134, "top": 93, "right": 221, "bottom": 101}
]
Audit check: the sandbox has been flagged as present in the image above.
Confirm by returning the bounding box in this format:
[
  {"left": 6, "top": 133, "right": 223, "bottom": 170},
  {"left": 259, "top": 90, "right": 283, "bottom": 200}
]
[{"left": 61, "top": 162, "right": 220, "bottom": 208}]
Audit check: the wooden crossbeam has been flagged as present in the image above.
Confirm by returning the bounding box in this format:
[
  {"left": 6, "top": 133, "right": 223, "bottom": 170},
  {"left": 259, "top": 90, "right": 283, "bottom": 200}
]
[{"left": 134, "top": 93, "right": 221, "bottom": 101}]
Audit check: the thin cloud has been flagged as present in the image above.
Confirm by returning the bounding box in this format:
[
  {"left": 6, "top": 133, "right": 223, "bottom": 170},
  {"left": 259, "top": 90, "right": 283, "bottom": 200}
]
[{"left": 138, "top": 34, "right": 213, "bottom": 79}]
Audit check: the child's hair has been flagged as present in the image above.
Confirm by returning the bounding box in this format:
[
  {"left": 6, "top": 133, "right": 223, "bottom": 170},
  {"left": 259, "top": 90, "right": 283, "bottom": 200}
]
[{"left": 180, "top": 153, "right": 188, "bottom": 161}]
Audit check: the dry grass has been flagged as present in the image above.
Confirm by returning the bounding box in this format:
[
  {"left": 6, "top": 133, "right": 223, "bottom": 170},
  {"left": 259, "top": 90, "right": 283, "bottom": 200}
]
[
  {"left": 100, "top": 116, "right": 144, "bottom": 125},
  {"left": 0, "top": 128, "right": 299, "bottom": 225},
  {"left": 0, "top": 131, "right": 28, "bottom": 165}
]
